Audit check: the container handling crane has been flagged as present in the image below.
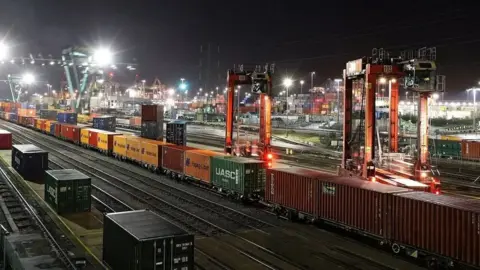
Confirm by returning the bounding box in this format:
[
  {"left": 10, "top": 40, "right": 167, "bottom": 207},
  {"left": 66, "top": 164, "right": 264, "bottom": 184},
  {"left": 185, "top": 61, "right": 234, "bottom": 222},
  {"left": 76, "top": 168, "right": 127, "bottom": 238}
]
[
  {"left": 342, "top": 47, "right": 445, "bottom": 193},
  {"left": 225, "top": 64, "right": 274, "bottom": 167}
]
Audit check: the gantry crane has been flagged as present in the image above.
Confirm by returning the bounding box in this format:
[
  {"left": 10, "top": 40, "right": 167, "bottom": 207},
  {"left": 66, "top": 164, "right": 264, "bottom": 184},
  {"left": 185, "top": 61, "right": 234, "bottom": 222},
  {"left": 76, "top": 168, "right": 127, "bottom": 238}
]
[
  {"left": 225, "top": 64, "right": 274, "bottom": 166},
  {"left": 342, "top": 47, "right": 444, "bottom": 193}
]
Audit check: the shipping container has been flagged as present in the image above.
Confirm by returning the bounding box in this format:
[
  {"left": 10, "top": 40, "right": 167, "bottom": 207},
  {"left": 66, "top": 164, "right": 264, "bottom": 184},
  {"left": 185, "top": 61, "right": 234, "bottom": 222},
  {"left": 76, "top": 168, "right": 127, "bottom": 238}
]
[
  {"left": 97, "top": 131, "right": 120, "bottom": 153},
  {"left": 210, "top": 156, "right": 265, "bottom": 198},
  {"left": 390, "top": 192, "right": 480, "bottom": 268},
  {"left": 39, "top": 109, "right": 57, "bottom": 120},
  {"left": 140, "top": 139, "right": 169, "bottom": 170},
  {"left": 184, "top": 150, "right": 220, "bottom": 184},
  {"left": 17, "top": 108, "right": 36, "bottom": 117},
  {"left": 103, "top": 210, "right": 194, "bottom": 270},
  {"left": 129, "top": 116, "right": 141, "bottom": 127},
  {"left": 113, "top": 135, "right": 129, "bottom": 159},
  {"left": 11, "top": 144, "right": 48, "bottom": 182},
  {"left": 36, "top": 103, "right": 48, "bottom": 111},
  {"left": 50, "top": 122, "right": 61, "bottom": 137},
  {"left": 141, "top": 104, "right": 164, "bottom": 122},
  {"left": 0, "top": 130, "right": 12, "bottom": 149},
  {"left": 18, "top": 116, "right": 35, "bottom": 126},
  {"left": 44, "top": 169, "right": 91, "bottom": 215},
  {"left": 140, "top": 121, "right": 163, "bottom": 140},
  {"left": 7, "top": 113, "right": 17, "bottom": 123},
  {"left": 166, "top": 120, "right": 187, "bottom": 146},
  {"left": 80, "top": 128, "right": 91, "bottom": 146},
  {"left": 57, "top": 112, "right": 77, "bottom": 124},
  {"left": 162, "top": 145, "right": 196, "bottom": 175},
  {"left": 126, "top": 136, "right": 142, "bottom": 162},
  {"left": 266, "top": 168, "right": 332, "bottom": 218},
  {"left": 461, "top": 140, "right": 480, "bottom": 160},
  {"left": 93, "top": 115, "right": 116, "bottom": 132},
  {"left": 60, "top": 124, "right": 81, "bottom": 144},
  {"left": 34, "top": 118, "right": 46, "bottom": 131}
]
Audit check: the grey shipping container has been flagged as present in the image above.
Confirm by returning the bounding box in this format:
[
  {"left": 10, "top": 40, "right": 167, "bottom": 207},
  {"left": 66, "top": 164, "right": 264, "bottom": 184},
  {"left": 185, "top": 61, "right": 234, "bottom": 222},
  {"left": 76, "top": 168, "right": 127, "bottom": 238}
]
[
  {"left": 210, "top": 156, "right": 266, "bottom": 198},
  {"left": 39, "top": 109, "right": 58, "bottom": 121},
  {"left": 141, "top": 121, "right": 163, "bottom": 140},
  {"left": 11, "top": 144, "right": 48, "bottom": 183},
  {"left": 93, "top": 115, "right": 116, "bottom": 132},
  {"left": 103, "top": 209, "right": 194, "bottom": 270},
  {"left": 44, "top": 169, "right": 91, "bottom": 215}
]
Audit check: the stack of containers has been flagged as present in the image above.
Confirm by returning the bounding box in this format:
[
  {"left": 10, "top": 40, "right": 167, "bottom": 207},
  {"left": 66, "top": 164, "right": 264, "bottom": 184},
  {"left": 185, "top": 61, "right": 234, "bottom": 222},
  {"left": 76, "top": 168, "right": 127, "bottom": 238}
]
[
  {"left": 39, "top": 109, "right": 58, "bottom": 120},
  {"left": 11, "top": 144, "right": 48, "bottom": 182},
  {"left": 93, "top": 115, "right": 116, "bottom": 132},
  {"left": 44, "top": 169, "right": 91, "bottom": 214},
  {"left": 102, "top": 210, "right": 194, "bottom": 270},
  {"left": 140, "top": 104, "right": 164, "bottom": 140},
  {"left": 166, "top": 120, "right": 187, "bottom": 146}
]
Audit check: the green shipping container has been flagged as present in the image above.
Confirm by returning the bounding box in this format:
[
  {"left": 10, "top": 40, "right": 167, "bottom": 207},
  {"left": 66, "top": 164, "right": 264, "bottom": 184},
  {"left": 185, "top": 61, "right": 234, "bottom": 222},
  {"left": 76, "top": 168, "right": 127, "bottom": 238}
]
[
  {"left": 44, "top": 169, "right": 91, "bottom": 215},
  {"left": 210, "top": 156, "right": 266, "bottom": 198}
]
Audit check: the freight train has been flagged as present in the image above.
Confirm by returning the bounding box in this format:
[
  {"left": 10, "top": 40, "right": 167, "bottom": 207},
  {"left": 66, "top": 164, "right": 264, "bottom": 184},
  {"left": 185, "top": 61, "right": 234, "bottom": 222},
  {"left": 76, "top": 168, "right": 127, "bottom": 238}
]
[{"left": 0, "top": 110, "right": 479, "bottom": 269}]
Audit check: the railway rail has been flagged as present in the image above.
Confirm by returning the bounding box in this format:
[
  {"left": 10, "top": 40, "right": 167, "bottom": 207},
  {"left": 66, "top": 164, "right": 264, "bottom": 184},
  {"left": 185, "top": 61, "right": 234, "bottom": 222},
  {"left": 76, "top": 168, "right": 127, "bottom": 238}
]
[{"left": 6, "top": 122, "right": 310, "bottom": 270}]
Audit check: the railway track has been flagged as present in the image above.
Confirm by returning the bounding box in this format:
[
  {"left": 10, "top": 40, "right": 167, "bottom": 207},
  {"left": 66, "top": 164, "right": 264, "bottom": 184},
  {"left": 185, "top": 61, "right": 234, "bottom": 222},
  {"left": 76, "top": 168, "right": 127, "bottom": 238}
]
[
  {"left": 6, "top": 123, "right": 309, "bottom": 270},
  {"left": 0, "top": 157, "right": 86, "bottom": 269}
]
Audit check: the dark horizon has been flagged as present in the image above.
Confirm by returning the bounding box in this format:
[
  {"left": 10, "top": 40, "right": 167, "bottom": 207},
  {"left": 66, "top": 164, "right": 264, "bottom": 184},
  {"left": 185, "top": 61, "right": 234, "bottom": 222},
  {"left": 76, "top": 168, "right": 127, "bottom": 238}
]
[{"left": 1, "top": 1, "right": 480, "bottom": 99}]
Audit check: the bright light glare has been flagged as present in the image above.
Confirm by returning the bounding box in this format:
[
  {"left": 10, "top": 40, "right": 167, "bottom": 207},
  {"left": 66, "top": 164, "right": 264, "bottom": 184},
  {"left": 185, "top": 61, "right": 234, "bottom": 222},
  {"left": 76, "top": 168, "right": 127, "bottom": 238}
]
[
  {"left": 22, "top": 73, "right": 35, "bottom": 84},
  {"left": 379, "top": 77, "right": 387, "bottom": 84},
  {"left": 166, "top": 98, "right": 175, "bottom": 106},
  {"left": 390, "top": 78, "right": 397, "bottom": 83},
  {"left": 432, "top": 93, "right": 439, "bottom": 100},
  {"left": 0, "top": 43, "right": 8, "bottom": 60},
  {"left": 283, "top": 78, "right": 293, "bottom": 87},
  {"left": 179, "top": 83, "right": 187, "bottom": 90},
  {"left": 334, "top": 78, "right": 342, "bottom": 82},
  {"left": 93, "top": 48, "right": 113, "bottom": 66},
  {"left": 300, "top": 80, "right": 305, "bottom": 85},
  {"left": 168, "top": 88, "right": 175, "bottom": 96}
]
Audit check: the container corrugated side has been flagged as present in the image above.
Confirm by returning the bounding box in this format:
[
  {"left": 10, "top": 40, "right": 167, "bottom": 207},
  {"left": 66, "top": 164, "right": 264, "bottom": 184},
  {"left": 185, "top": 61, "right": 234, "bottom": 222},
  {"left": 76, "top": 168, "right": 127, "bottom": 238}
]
[
  {"left": 390, "top": 191, "right": 480, "bottom": 267},
  {"left": 162, "top": 145, "right": 195, "bottom": 174},
  {"left": 210, "top": 156, "right": 266, "bottom": 196},
  {"left": 126, "top": 136, "right": 142, "bottom": 162},
  {"left": 317, "top": 177, "right": 410, "bottom": 237},
  {"left": 266, "top": 168, "right": 329, "bottom": 217},
  {"left": 80, "top": 128, "right": 91, "bottom": 145},
  {"left": 97, "top": 131, "right": 120, "bottom": 152},
  {"left": 113, "top": 135, "right": 129, "bottom": 158},
  {"left": 184, "top": 150, "right": 221, "bottom": 184},
  {"left": 44, "top": 170, "right": 91, "bottom": 215},
  {"left": 140, "top": 139, "right": 170, "bottom": 168},
  {"left": 0, "top": 130, "right": 12, "bottom": 150}
]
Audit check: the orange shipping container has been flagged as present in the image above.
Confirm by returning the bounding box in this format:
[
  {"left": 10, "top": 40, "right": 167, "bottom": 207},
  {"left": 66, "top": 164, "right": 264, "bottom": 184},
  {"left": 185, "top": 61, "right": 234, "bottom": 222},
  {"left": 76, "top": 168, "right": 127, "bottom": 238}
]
[
  {"left": 461, "top": 140, "right": 480, "bottom": 160},
  {"left": 140, "top": 139, "right": 170, "bottom": 169},
  {"left": 113, "top": 135, "right": 130, "bottom": 158},
  {"left": 184, "top": 150, "right": 221, "bottom": 184},
  {"left": 126, "top": 136, "right": 142, "bottom": 162},
  {"left": 17, "top": 108, "right": 36, "bottom": 117}
]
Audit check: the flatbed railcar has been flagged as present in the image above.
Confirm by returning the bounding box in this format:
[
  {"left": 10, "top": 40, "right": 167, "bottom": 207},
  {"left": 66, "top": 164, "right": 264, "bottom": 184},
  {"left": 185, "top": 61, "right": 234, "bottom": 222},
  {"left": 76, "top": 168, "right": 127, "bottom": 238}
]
[{"left": 3, "top": 111, "right": 480, "bottom": 269}]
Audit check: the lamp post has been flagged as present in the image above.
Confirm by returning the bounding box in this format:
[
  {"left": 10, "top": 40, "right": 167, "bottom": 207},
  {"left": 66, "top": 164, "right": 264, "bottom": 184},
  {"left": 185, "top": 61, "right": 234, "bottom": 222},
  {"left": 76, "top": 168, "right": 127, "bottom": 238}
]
[
  {"left": 300, "top": 80, "right": 304, "bottom": 94},
  {"left": 283, "top": 78, "right": 293, "bottom": 136},
  {"left": 310, "top": 72, "right": 315, "bottom": 91},
  {"left": 467, "top": 85, "right": 480, "bottom": 131}
]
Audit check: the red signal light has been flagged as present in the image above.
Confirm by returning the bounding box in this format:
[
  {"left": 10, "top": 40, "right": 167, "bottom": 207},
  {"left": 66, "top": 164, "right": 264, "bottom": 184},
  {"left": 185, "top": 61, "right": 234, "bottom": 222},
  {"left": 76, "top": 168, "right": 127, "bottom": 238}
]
[
  {"left": 267, "top": 162, "right": 272, "bottom": 167},
  {"left": 267, "top": 153, "right": 273, "bottom": 160}
]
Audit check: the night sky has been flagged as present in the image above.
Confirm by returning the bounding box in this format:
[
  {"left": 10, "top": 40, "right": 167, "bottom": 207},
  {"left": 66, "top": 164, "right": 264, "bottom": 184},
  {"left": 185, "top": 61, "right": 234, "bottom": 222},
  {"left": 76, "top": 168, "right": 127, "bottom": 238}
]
[{"left": 1, "top": 1, "right": 480, "bottom": 99}]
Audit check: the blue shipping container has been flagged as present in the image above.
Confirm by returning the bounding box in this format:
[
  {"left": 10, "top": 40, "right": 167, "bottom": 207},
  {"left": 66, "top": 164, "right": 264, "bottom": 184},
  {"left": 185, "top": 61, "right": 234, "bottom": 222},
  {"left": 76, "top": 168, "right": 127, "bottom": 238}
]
[
  {"left": 92, "top": 116, "right": 116, "bottom": 132},
  {"left": 9, "top": 113, "right": 17, "bottom": 123},
  {"left": 57, "top": 112, "right": 77, "bottom": 124},
  {"left": 20, "top": 102, "right": 29, "bottom": 109},
  {"left": 49, "top": 122, "right": 56, "bottom": 135}
]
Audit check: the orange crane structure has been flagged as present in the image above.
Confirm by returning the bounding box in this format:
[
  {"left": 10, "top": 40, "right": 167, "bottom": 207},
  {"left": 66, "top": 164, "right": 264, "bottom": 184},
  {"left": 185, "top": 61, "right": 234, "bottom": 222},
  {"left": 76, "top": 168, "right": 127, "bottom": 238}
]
[
  {"left": 342, "top": 48, "right": 444, "bottom": 193},
  {"left": 224, "top": 64, "right": 274, "bottom": 166}
]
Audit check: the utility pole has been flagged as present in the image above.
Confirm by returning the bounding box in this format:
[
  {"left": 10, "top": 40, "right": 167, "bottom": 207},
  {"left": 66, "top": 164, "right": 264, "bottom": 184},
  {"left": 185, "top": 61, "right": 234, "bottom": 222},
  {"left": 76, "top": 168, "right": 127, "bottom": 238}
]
[{"left": 310, "top": 71, "right": 315, "bottom": 91}]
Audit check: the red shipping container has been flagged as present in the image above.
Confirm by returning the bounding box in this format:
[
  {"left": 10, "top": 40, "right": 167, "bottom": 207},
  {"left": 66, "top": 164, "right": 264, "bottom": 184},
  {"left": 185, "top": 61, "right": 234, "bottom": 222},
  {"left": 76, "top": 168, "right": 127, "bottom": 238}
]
[
  {"left": 89, "top": 129, "right": 99, "bottom": 148},
  {"left": 461, "top": 140, "right": 480, "bottom": 160},
  {"left": 162, "top": 145, "right": 196, "bottom": 174},
  {"left": 141, "top": 105, "right": 163, "bottom": 122},
  {"left": 61, "top": 124, "right": 81, "bottom": 144},
  {"left": 266, "top": 168, "right": 332, "bottom": 217},
  {"left": 390, "top": 192, "right": 480, "bottom": 267},
  {"left": 0, "top": 130, "right": 12, "bottom": 149}
]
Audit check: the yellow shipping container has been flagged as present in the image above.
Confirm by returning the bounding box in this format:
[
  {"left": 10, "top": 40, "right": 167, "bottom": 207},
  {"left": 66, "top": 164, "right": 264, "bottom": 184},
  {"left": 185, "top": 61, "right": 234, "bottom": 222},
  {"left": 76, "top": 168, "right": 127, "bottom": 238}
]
[
  {"left": 97, "top": 131, "right": 121, "bottom": 153},
  {"left": 140, "top": 139, "right": 171, "bottom": 168},
  {"left": 44, "top": 120, "right": 56, "bottom": 133},
  {"left": 80, "top": 128, "right": 91, "bottom": 145},
  {"left": 78, "top": 114, "right": 90, "bottom": 124},
  {"left": 113, "top": 135, "right": 129, "bottom": 158},
  {"left": 126, "top": 136, "right": 142, "bottom": 162}
]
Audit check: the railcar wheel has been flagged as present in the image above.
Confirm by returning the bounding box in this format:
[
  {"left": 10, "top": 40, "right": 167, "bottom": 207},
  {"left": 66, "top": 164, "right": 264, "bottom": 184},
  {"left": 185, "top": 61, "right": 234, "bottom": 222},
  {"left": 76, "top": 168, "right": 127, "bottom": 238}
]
[{"left": 391, "top": 243, "right": 401, "bottom": 254}]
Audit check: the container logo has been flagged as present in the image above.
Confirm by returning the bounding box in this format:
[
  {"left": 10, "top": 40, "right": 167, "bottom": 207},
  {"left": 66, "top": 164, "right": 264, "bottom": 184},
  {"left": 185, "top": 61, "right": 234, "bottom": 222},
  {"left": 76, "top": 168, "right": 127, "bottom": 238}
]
[
  {"left": 215, "top": 168, "right": 238, "bottom": 183},
  {"left": 126, "top": 144, "right": 130, "bottom": 150},
  {"left": 47, "top": 186, "right": 57, "bottom": 203},
  {"left": 141, "top": 148, "right": 145, "bottom": 154},
  {"left": 322, "top": 184, "right": 336, "bottom": 195},
  {"left": 186, "top": 158, "right": 209, "bottom": 170}
]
